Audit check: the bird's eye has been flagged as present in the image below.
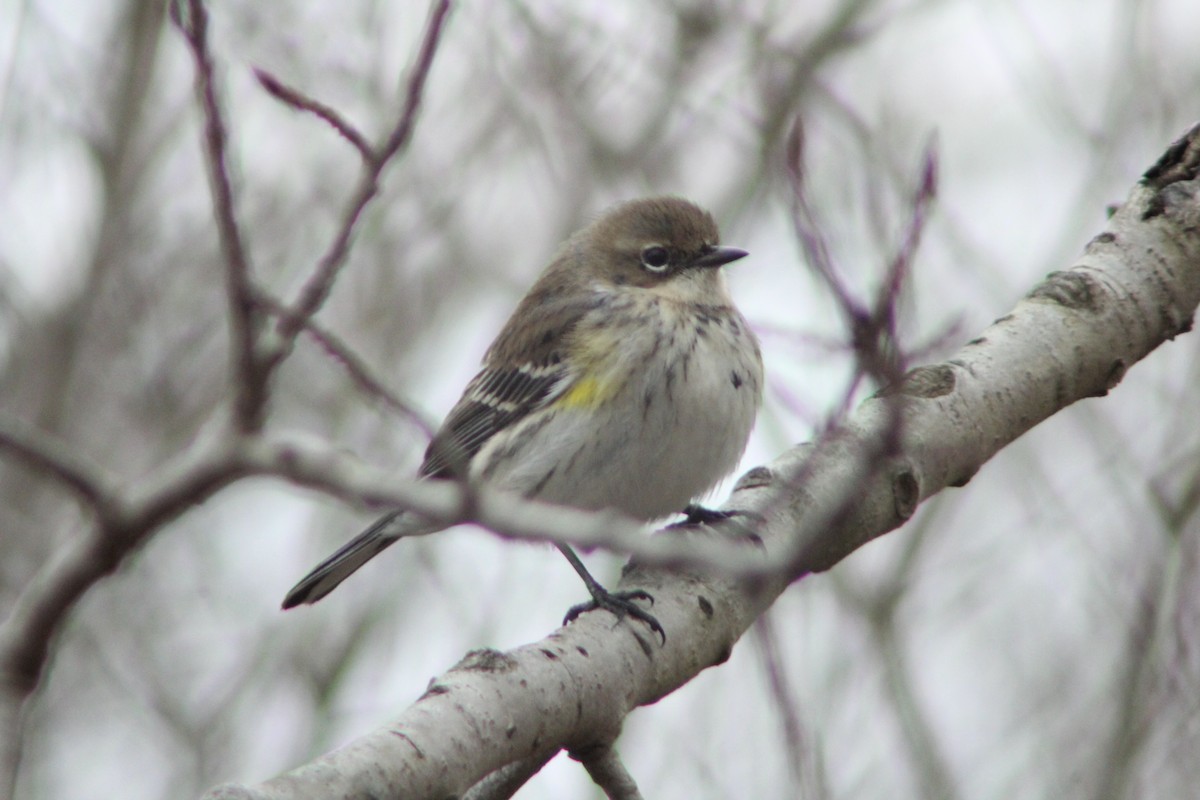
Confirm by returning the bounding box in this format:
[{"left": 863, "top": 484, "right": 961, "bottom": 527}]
[{"left": 640, "top": 245, "right": 670, "bottom": 272}]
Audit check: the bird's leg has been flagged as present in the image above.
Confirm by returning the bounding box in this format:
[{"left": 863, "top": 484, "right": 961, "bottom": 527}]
[{"left": 557, "top": 543, "right": 665, "bottom": 643}]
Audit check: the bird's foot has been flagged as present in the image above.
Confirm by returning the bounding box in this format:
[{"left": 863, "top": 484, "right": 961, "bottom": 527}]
[
  {"left": 564, "top": 586, "right": 665, "bottom": 644},
  {"left": 673, "top": 503, "right": 738, "bottom": 528}
]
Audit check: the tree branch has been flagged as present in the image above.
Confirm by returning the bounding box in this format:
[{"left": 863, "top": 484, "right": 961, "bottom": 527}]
[
  {"left": 571, "top": 743, "right": 645, "bottom": 800},
  {"left": 268, "top": 0, "right": 453, "bottom": 353},
  {"left": 254, "top": 68, "right": 375, "bottom": 162},
  {"left": 171, "top": 0, "right": 265, "bottom": 432},
  {"left": 0, "top": 415, "right": 119, "bottom": 516},
  {"left": 171, "top": 0, "right": 453, "bottom": 432},
  {"left": 255, "top": 293, "right": 436, "bottom": 438}
]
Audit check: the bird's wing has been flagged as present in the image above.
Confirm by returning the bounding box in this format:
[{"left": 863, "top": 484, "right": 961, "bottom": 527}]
[
  {"left": 419, "top": 359, "right": 569, "bottom": 478},
  {"left": 419, "top": 282, "right": 603, "bottom": 479}
]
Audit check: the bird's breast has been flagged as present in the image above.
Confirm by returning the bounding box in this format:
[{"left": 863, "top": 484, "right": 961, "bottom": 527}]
[{"left": 477, "top": 293, "right": 763, "bottom": 521}]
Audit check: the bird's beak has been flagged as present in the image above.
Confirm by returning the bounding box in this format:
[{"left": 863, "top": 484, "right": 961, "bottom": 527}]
[{"left": 692, "top": 246, "right": 749, "bottom": 269}]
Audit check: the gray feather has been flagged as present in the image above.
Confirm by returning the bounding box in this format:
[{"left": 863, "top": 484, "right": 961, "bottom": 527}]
[{"left": 281, "top": 511, "right": 434, "bottom": 608}]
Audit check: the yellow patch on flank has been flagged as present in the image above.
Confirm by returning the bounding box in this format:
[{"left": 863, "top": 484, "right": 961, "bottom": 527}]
[
  {"left": 555, "top": 327, "right": 628, "bottom": 409},
  {"left": 556, "top": 374, "right": 618, "bottom": 409}
]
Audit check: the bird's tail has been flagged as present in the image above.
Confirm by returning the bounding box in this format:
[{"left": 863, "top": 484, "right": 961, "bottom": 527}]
[{"left": 281, "top": 511, "right": 435, "bottom": 609}]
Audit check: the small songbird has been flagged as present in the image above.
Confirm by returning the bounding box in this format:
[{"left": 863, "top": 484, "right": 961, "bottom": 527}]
[{"left": 282, "top": 197, "right": 763, "bottom": 639}]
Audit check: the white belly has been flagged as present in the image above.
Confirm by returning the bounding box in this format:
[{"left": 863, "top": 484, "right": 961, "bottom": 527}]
[{"left": 476, "top": 299, "right": 762, "bottom": 521}]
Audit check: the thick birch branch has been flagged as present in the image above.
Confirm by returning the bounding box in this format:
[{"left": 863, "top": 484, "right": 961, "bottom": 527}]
[{"left": 201, "top": 128, "right": 1200, "bottom": 799}]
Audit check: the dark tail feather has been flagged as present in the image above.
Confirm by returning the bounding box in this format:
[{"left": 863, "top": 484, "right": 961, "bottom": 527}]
[{"left": 282, "top": 511, "right": 418, "bottom": 608}]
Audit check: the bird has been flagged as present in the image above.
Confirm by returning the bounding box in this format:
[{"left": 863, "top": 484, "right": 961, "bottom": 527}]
[{"left": 282, "top": 196, "right": 763, "bottom": 640}]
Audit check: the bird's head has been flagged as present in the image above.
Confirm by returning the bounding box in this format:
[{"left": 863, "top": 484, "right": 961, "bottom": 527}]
[{"left": 566, "top": 196, "right": 748, "bottom": 303}]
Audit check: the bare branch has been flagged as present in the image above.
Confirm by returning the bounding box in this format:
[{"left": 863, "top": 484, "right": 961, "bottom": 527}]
[
  {"left": 256, "top": 292, "right": 436, "bottom": 438},
  {"left": 753, "top": 615, "right": 820, "bottom": 797},
  {"left": 462, "top": 754, "right": 555, "bottom": 800},
  {"left": 233, "top": 436, "right": 771, "bottom": 576},
  {"left": 170, "top": 0, "right": 453, "bottom": 437},
  {"left": 775, "top": 119, "right": 940, "bottom": 579},
  {"left": 785, "top": 115, "right": 939, "bottom": 391},
  {"left": 271, "top": 0, "right": 453, "bottom": 350},
  {"left": 785, "top": 116, "right": 855, "bottom": 316},
  {"left": 171, "top": 0, "right": 265, "bottom": 432},
  {"left": 253, "top": 67, "right": 375, "bottom": 162},
  {"left": 0, "top": 439, "right": 249, "bottom": 680},
  {"left": 0, "top": 414, "right": 118, "bottom": 516},
  {"left": 571, "top": 743, "right": 644, "bottom": 800},
  {"left": 834, "top": 507, "right": 961, "bottom": 800},
  {"left": 867, "top": 134, "right": 938, "bottom": 368},
  {"left": 874, "top": 134, "right": 938, "bottom": 327},
  {"left": 0, "top": 438, "right": 251, "bottom": 795}
]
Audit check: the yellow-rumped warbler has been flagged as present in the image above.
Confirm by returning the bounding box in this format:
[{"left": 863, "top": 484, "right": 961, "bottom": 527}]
[{"left": 282, "top": 197, "right": 762, "bottom": 638}]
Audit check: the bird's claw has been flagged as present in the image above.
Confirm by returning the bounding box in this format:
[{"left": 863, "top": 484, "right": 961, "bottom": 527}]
[
  {"left": 673, "top": 503, "right": 738, "bottom": 528},
  {"left": 564, "top": 588, "right": 666, "bottom": 644}
]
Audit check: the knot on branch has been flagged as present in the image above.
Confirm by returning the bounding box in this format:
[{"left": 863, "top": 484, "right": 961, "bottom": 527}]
[
  {"left": 1027, "top": 270, "right": 1104, "bottom": 312},
  {"left": 457, "top": 648, "right": 520, "bottom": 673},
  {"left": 1142, "top": 122, "right": 1200, "bottom": 189},
  {"left": 733, "top": 466, "right": 774, "bottom": 492},
  {"left": 883, "top": 364, "right": 956, "bottom": 399},
  {"left": 892, "top": 468, "right": 920, "bottom": 519}
]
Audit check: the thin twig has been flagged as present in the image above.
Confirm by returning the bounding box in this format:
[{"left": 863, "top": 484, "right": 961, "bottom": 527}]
[
  {"left": 236, "top": 437, "right": 771, "bottom": 576},
  {"left": 0, "top": 414, "right": 118, "bottom": 516},
  {"left": 784, "top": 115, "right": 938, "bottom": 392},
  {"left": 784, "top": 115, "right": 942, "bottom": 398},
  {"left": 378, "top": 0, "right": 454, "bottom": 162},
  {"left": 0, "top": 441, "right": 249, "bottom": 710},
  {"left": 875, "top": 134, "right": 938, "bottom": 328},
  {"left": 784, "top": 115, "right": 881, "bottom": 424},
  {"left": 784, "top": 117, "right": 859, "bottom": 318},
  {"left": 570, "top": 743, "right": 644, "bottom": 800},
  {"left": 171, "top": 0, "right": 265, "bottom": 432},
  {"left": 891, "top": 144, "right": 937, "bottom": 307},
  {"left": 273, "top": 0, "right": 453, "bottom": 349},
  {"left": 254, "top": 67, "right": 375, "bottom": 162},
  {"left": 256, "top": 292, "right": 436, "bottom": 438},
  {"left": 753, "top": 615, "right": 818, "bottom": 796},
  {"left": 462, "top": 754, "right": 555, "bottom": 800},
  {"left": 778, "top": 113, "right": 937, "bottom": 577}
]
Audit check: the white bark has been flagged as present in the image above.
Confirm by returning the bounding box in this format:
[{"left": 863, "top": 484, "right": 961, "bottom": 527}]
[{"left": 201, "top": 130, "right": 1200, "bottom": 799}]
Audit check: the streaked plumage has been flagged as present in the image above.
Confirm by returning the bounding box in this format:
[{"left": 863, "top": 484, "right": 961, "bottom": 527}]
[{"left": 283, "top": 197, "right": 762, "bottom": 619}]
